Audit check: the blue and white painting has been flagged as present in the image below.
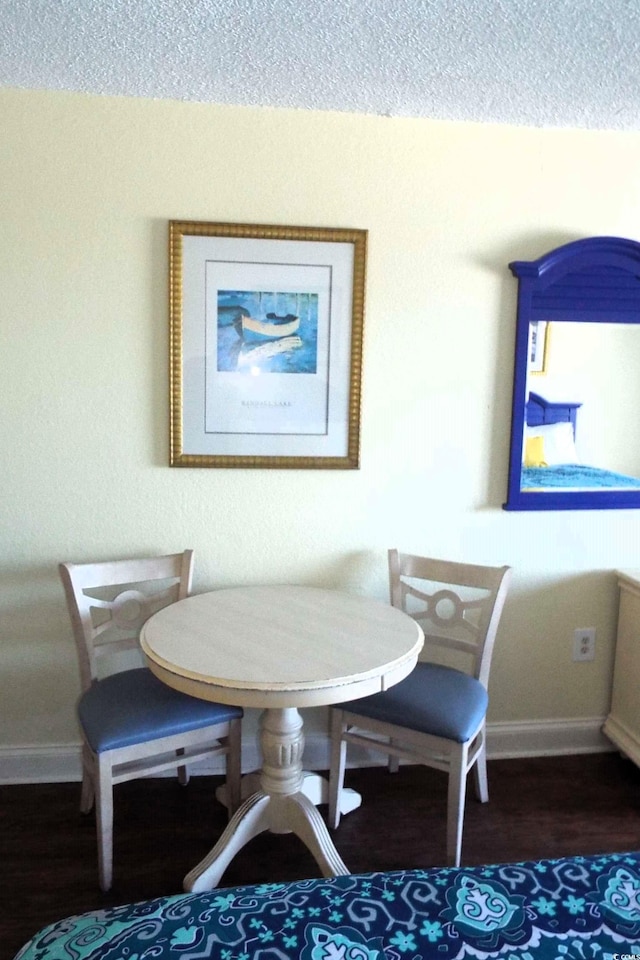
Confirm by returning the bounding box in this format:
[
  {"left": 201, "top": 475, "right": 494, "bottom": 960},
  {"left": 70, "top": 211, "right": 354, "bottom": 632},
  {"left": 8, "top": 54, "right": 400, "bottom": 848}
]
[{"left": 217, "top": 289, "right": 319, "bottom": 374}]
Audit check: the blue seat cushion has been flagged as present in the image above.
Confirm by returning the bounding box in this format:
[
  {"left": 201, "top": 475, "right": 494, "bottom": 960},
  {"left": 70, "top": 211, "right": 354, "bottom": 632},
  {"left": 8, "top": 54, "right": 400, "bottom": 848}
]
[
  {"left": 341, "top": 662, "right": 488, "bottom": 743},
  {"left": 78, "top": 667, "right": 243, "bottom": 753}
]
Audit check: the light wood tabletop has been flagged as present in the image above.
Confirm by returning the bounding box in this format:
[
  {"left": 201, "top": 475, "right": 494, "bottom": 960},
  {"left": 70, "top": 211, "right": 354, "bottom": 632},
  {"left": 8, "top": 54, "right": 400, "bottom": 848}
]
[{"left": 141, "top": 585, "right": 424, "bottom": 890}]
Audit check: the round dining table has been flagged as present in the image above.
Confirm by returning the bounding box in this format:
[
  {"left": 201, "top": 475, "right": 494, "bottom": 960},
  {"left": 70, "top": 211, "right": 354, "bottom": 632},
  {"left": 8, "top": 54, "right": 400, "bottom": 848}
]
[{"left": 140, "top": 584, "right": 424, "bottom": 891}]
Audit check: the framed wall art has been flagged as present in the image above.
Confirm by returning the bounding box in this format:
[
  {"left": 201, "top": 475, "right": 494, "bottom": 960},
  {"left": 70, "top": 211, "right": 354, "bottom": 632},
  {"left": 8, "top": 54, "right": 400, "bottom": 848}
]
[{"left": 169, "top": 221, "right": 367, "bottom": 469}]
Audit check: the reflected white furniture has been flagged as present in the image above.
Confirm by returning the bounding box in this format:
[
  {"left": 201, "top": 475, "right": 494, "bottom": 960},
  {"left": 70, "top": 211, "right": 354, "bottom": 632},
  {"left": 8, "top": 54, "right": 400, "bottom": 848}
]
[
  {"left": 328, "top": 550, "right": 511, "bottom": 867},
  {"left": 140, "top": 584, "right": 423, "bottom": 892},
  {"left": 58, "top": 551, "right": 243, "bottom": 892},
  {"left": 604, "top": 570, "right": 640, "bottom": 766}
]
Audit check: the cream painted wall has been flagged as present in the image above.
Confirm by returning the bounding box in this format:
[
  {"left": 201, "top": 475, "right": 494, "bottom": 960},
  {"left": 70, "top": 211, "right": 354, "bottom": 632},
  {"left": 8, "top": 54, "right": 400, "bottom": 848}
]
[{"left": 3, "top": 87, "right": 640, "bottom": 770}]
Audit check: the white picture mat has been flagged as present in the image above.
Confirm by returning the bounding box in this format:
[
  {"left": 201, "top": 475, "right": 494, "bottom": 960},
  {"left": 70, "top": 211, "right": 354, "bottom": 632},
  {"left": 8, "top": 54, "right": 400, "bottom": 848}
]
[{"left": 205, "top": 260, "right": 329, "bottom": 436}]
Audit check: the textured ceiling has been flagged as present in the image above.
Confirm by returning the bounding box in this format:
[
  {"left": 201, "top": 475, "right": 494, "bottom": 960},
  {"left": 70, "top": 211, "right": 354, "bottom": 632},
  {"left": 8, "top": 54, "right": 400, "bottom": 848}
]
[{"left": 2, "top": 0, "right": 640, "bottom": 131}]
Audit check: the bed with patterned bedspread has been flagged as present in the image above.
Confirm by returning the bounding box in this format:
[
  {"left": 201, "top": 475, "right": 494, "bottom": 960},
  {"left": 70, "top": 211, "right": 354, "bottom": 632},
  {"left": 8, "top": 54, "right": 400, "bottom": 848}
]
[
  {"left": 520, "top": 392, "right": 640, "bottom": 493},
  {"left": 521, "top": 463, "right": 640, "bottom": 489},
  {"left": 13, "top": 850, "right": 640, "bottom": 959}
]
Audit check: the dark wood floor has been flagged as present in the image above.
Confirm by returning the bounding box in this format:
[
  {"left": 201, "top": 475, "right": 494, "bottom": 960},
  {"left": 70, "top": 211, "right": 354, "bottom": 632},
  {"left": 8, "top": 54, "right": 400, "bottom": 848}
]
[{"left": 4, "top": 753, "right": 640, "bottom": 958}]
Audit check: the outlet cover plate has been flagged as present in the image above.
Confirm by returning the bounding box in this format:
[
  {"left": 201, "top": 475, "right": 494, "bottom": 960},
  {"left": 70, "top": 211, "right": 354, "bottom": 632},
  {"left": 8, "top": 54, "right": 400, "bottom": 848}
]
[{"left": 573, "top": 628, "right": 596, "bottom": 661}]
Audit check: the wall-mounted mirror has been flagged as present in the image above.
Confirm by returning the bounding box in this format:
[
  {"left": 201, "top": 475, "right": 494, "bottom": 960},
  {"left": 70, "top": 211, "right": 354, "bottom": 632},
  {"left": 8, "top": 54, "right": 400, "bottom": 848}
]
[{"left": 504, "top": 237, "right": 640, "bottom": 511}]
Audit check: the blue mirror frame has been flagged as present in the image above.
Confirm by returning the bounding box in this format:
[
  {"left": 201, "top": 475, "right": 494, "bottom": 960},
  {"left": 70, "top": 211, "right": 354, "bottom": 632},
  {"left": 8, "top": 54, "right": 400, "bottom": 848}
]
[{"left": 504, "top": 236, "right": 640, "bottom": 511}]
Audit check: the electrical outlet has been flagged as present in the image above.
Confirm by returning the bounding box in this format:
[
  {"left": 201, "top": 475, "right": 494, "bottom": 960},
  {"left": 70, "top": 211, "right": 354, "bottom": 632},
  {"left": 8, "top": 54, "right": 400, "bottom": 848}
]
[{"left": 573, "top": 627, "right": 596, "bottom": 661}]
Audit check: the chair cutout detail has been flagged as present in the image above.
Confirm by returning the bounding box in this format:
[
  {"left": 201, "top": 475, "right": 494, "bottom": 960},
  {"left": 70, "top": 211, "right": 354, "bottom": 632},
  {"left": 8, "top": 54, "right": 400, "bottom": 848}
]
[
  {"left": 328, "top": 549, "right": 511, "bottom": 867},
  {"left": 59, "top": 550, "right": 243, "bottom": 891}
]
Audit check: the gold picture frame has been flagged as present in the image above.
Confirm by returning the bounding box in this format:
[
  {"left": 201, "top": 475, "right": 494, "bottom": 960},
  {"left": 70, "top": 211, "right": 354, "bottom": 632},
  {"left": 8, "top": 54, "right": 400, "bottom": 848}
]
[{"left": 169, "top": 221, "right": 367, "bottom": 468}]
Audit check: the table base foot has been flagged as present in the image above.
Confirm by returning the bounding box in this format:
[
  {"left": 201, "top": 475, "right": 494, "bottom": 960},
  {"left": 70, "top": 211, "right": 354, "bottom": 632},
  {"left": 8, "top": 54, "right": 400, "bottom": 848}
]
[
  {"left": 185, "top": 792, "right": 271, "bottom": 892},
  {"left": 184, "top": 790, "right": 350, "bottom": 893},
  {"left": 282, "top": 791, "right": 351, "bottom": 879}
]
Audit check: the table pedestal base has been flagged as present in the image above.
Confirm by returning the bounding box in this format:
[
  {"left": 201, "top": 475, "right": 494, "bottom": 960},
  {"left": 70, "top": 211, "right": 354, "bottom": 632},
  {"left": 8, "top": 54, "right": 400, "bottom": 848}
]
[
  {"left": 216, "top": 770, "right": 362, "bottom": 815},
  {"left": 184, "top": 707, "right": 351, "bottom": 893},
  {"left": 185, "top": 789, "right": 350, "bottom": 892}
]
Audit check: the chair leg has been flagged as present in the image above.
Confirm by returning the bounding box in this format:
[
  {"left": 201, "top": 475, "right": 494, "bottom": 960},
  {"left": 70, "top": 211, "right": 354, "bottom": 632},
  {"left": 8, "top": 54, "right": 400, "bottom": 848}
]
[
  {"left": 388, "top": 740, "right": 400, "bottom": 773},
  {"left": 328, "top": 710, "right": 347, "bottom": 829},
  {"left": 225, "top": 718, "right": 242, "bottom": 819},
  {"left": 80, "top": 743, "right": 95, "bottom": 814},
  {"left": 473, "top": 734, "right": 489, "bottom": 803},
  {"left": 96, "top": 755, "right": 114, "bottom": 892},
  {"left": 446, "top": 746, "right": 468, "bottom": 868},
  {"left": 177, "top": 747, "right": 190, "bottom": 785}
]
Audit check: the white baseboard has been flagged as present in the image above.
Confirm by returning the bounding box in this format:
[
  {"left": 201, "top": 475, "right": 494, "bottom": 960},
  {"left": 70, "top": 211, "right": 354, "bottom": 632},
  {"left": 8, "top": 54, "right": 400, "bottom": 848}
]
[
  {"left": 486, "top": 717, "right": 613, "bottom": 759},
  {"left": 0, "top": 717, "right": 615, "bottom": 785},
  {"left": 0, "top": 744, "right": 84, "bottom": 784}
]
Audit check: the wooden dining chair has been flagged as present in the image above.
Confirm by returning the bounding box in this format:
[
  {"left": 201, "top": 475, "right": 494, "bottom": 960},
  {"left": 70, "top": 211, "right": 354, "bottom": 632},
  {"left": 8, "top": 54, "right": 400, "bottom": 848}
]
[
  {"left": 59, "top": 550, "right": 243, "bottom": 891},
  {"left": 328, "top": 549, "right": 511, "bottom": 867}
]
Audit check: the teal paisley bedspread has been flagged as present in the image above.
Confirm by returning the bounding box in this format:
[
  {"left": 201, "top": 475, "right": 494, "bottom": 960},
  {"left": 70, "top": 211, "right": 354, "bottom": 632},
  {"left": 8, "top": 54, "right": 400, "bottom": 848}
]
[
  {"left": 14, "top": 851, "right": 640, "bottom": 959},
  {"left": 522, "top": 463, "right": 640, "bottom": 488}
]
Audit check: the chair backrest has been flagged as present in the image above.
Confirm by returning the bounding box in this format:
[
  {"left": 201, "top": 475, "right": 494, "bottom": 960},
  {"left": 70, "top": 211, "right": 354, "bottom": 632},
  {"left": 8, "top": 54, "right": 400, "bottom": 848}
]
[
  {"left": 388, "top": 549, "right": 511, "bottom": 689},
  {"left": 59, "top": 551, "right": 194, "bottom": 691}
]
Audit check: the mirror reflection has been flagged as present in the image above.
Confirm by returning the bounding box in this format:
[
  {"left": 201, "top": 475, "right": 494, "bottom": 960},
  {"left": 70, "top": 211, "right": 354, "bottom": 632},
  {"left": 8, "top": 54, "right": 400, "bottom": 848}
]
[{"left": 521, "top": 322, "right": 640, "bottom": 492}]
